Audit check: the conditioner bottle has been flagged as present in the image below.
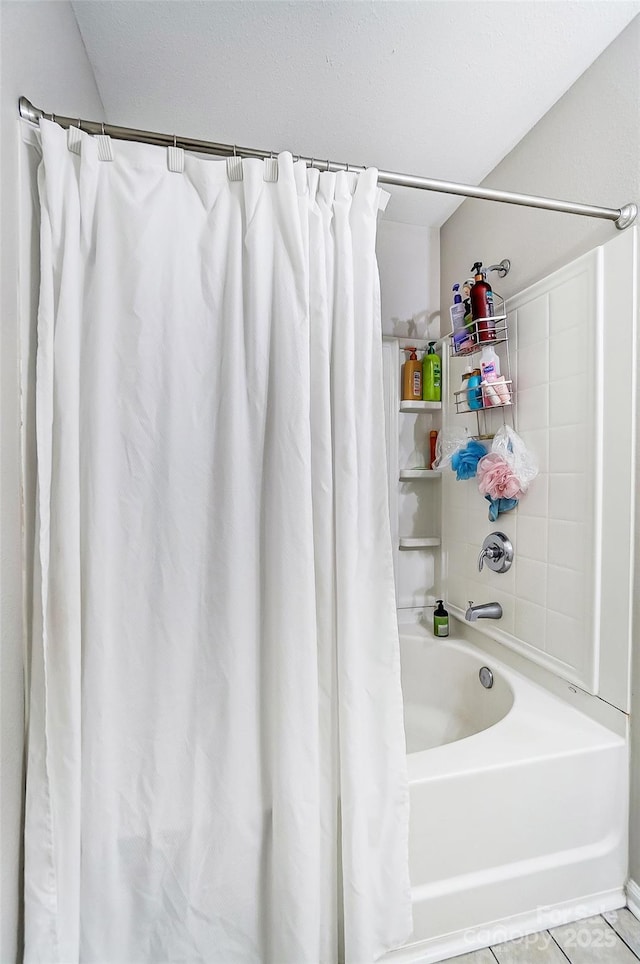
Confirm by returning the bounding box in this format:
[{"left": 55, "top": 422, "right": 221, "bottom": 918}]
[
  {"left": 402, "top": 347, "right": 423, "bottom": 401},
  {"left": 422, "top": 342, "right": 441, "bottom": 402}
]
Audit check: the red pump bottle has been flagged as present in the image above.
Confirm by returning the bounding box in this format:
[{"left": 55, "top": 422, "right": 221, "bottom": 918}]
[{"left": 470, "top": 262, "right": 496, "bottom": 342}]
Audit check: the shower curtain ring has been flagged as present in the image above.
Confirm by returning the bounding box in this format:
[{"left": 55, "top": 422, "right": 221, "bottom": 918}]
[
  {"left": 101, "top": 122, "right": 106, "bottom": 135},
  {"left": 173, "top": 134, "right": 177, "bottom": 148},
  {"left": 77, "top": 118, "right": 82, "bottom": 131},
  {"left": 233, "top": 144, "right": 237, "bottom": 158}
]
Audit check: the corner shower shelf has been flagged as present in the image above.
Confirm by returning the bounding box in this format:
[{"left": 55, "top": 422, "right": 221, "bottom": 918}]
[
  {"left": 399, "top": 537, "right": 441, "bottom": 550},
  {"left": 399, "top": 469, "right": 441, "bottom": 481},
  {"left": 399, "top": 400, "right": 442, "bottom": 413}
]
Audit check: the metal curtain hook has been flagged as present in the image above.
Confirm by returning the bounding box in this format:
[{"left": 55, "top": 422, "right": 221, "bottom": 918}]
[
  {"left": 326, "top": 159, "right": 330, "bottom": 171},
  {"left": 173, "top": 134, "right": 177, "bottom": 148},
  {"left": 101, "top": 122, "right": 106, "bottom": 135},
  {"left": 77, "top": 118, "right": 82, "bottom": 131},
  {"left": 233, "top": 144, "right": 237, "bottom": 158}
]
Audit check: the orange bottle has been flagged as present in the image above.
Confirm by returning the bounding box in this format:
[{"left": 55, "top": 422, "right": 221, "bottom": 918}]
[{"left": 402, "top": 347, "right": 423, "bottom": 401}]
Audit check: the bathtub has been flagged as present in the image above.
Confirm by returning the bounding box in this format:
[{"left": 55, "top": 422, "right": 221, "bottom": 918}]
[{"left": 384, "top": 626, "right": 628, "bottom": 964}]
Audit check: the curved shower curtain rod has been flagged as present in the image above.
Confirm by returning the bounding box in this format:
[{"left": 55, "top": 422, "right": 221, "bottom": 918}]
[{"left": 19, "top": 96, "right": 637, "bottom": 230}]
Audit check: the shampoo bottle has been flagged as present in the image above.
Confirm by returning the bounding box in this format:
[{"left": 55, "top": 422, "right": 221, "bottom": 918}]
[
  {"left": 402, "top": 347, "right": 423, "bottom": 401},
  {"left": 470, "top": 262, "right": 496, "bottom": 342},
  {"left": 433, "top": 600, "right": 449, "bottom": 638},
  {"left": 422, "top": 342, "right": 441, "bottom": 402}
]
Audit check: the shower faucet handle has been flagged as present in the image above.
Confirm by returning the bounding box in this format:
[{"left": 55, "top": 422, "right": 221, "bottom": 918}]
[{"left": 477, "top": 532, "right": 514, "bottom": 574}]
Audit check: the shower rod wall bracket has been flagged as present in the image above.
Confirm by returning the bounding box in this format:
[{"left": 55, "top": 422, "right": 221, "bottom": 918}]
[
  {"left": 616, "top": 203, "right": 638, "bottom": 231},
  {"left": 487, "top": 259, "right": 511, "bottom": 278},
  {"left": 17, "top": 96, "right": 638, "bottom": 231}
]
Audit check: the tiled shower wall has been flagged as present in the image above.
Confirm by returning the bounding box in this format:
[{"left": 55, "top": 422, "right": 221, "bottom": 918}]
[{"left": 443, "top": 237, "right": 635, "bottom": 702}]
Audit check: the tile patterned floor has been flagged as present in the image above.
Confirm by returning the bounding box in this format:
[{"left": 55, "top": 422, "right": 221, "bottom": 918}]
[{"left": 438, "top": 909, "right": 640, "bottom": 963}]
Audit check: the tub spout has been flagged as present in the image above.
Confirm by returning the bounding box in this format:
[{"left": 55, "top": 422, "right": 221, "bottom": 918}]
[{"left": 465, "top": 600, "right": 502, "bottom": 621}]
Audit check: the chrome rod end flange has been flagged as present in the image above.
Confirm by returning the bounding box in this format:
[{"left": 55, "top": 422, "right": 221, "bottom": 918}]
[
  {"left": 19, "top": 97, "right": 43, "bottom": 125},
  {"left": 616, "top": 202, "right": 637, "bottom": 230}
]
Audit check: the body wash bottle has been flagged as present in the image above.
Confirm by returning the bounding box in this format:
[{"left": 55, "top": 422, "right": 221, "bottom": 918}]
[{"left": 433, "top": 600, "right": 449, "bottom": 637}]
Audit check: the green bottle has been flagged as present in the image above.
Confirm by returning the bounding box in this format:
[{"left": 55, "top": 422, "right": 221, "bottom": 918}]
[
  {"left": 433, "top": 600, "right": 449, "bottom": 638},
  {"left": 422, "top": 342, "right": 441, "bottom": 402}
]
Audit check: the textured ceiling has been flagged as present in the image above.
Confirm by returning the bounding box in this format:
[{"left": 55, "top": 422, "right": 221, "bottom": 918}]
[{"left": 71, "top": 1, "right": 640, "bottom": 227}]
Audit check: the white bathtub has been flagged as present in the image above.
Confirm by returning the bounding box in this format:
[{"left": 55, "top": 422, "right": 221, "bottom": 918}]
[{"left": 384, "top": 626, "right": 629, "bottom": 964}]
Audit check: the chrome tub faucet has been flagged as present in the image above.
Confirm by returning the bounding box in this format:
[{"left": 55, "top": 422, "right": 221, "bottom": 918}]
[{"left": 465, "top": 601, "right": 503, "bottom": 621}]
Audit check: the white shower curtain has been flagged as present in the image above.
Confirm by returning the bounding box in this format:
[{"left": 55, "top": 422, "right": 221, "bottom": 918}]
[{"left": 24, "top": 119, "right": 411, "bottom": 964}]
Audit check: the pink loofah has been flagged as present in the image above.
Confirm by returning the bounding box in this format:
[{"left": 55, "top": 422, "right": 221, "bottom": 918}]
[{"left": 477, "top": 453, "right": 523, "bottom": 501}]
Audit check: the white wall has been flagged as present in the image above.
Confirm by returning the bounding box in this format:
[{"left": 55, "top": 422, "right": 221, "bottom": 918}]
[
  {"left": 378, "top": 220, "right": 440, "bottom": 341},
  {"left": 0, "top": 3, "right": 104, "bottom": 958},
  {"left": 440, "top": 16, "right": 640, "bottom": 886}
]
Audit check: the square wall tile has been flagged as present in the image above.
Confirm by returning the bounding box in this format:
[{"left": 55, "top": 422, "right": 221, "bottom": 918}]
[
  {"left": 516, "top": 339, "right": 549, "bottom": 390},
  {"left": 549, "top": 425, "right": 588, "bottom": 474},
  {"left": 514, "top": 599, "right": 547, "bottom": 648},
  {"left": 515, "top": 294, "right": 549, "bottom": 349},
  {"left": 515, "top": 556, "right": 547, "bottom": 607},
  {"left": 548, "top": 473, "right": 588, "bottom": 523},
  {"left": 547, "top": 520, "right": 588, "bottom": 571},
  {"left": 549, "top": 375, "right": 585, "bottom": 427},
  {"left": 546, "top": 610, "right": 588, "bottom": 676},
  {"left": 547, "top": 565, "right": 586, "bottom": 620},
  {"left": 517, "top": 384, "right": 549, "bottom": 432},
  {"left": 549, "top": 273, "right": 589, "bottom": 335},
  {"left": 519, "top": 473, "right": 548, "bottom": 518},
  {"left": 516, "top": 515, "right": 547, "bottom": 563},
  {"left": 549, "top": 328, "right": 589, "bottom": 381}
]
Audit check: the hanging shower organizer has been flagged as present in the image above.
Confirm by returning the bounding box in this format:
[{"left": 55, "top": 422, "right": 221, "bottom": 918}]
[{"left": 448, "top": 291, "right": 516, "bottom": 440}]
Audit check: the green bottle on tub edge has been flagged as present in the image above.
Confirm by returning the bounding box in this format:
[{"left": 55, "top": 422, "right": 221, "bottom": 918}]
[{"left": 433, "top": 600, "right": 449, "bottom": 637}]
